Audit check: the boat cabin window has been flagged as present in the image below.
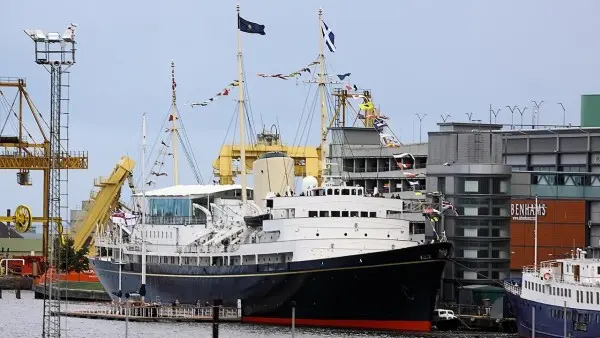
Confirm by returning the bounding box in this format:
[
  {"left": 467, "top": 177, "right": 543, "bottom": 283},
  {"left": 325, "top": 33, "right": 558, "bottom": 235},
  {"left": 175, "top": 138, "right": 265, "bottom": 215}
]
[
  {"left": 309, "top": 211, "right": 318, "bottom": 217},
  {"left": 342, "top": 189, "right": 350, "bottom": 195},
  {"left": 331, "top": 211, "right": 340, "bottom": 217},
  {"left": 319, "top": 211, "right": 329, "bottom": 217},
  {"left": 369, "top": 212, "right": 377, "bottom": 218},
  {"left": 334, "top": 189, "right": 340, "bottom": 195},
  {"left": 351, "top": 189, "right": 356, "bottom": 195},
  {"left": 350, "top": 211, "right": 359, "bottom": 217},
  {"left": 327, "top": 189, "right": 332, "bottom": 195},
  {"left": 361, "top": 211, "right": 368, "bottom": 217},
  {"left": 342, "top": 211, "right": 349, "bottom": 217}
]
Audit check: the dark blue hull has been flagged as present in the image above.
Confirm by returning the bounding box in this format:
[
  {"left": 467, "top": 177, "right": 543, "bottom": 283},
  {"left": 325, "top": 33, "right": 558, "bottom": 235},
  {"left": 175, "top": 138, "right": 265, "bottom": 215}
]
[
  {"left": 90, "top": 242, "right": 452, "bottom": 332},
  {"left": 506, "top": 292, "right": 600, "bottom": 337}
]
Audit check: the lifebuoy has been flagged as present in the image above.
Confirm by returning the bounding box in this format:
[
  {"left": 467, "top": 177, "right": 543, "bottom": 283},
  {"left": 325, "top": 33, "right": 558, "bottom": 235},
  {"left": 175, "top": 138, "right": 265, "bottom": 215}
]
[{"left": 543, "top": 272, "right": 552, "bottom": 280}]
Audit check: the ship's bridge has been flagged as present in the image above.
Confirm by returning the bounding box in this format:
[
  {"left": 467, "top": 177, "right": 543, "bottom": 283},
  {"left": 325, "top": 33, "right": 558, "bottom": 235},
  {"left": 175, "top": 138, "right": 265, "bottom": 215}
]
[{"left": 135, "top": 184, "right": 253, "bottom": 225}]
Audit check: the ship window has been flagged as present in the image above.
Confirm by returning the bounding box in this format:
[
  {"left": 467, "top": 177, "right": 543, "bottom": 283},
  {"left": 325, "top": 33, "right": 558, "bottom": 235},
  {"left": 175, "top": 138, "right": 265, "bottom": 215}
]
[
  {"left": 331, "top": 211, "right": 340, "bottom": 217},
  {"left": 597, "top": 292, "right": 599, "bottom": 304},
  {"left": 350, "top": 211, "right": 359, "bottom": 217},
  {"left": 369, "top": 212, "right": 376, "bottom": 218},
  {"left": 342, "top": 189, "right": 350, "bottom": 195},
  {"left": 334, "top": 189, "right": 340, "bottom": 195},
  {"left": 327, "top": 189, "right": 332, "bottom": 195},
  {"left": 361, "top": 211, "right": 368, "bottom": 217},
  {"left": 598, "top": 266, "right": 600, "bottom": 274},
  {"left": 319, "top": 211, "right": 329, "bottom": 217},
  {"left": 309, "top": 211, "right": 318, "bottom": 217},
  {"left": 342, "top": 211, "right": 349, "bottom": 217},
  {"left": 351, "top": 189, "right": 357, "bottom": 195},
  {"left": 577, "top": 291, "right": 580, "bottom": 302},
  {"left": 569, "top": 289, "right": 571, "bottom": 298}
]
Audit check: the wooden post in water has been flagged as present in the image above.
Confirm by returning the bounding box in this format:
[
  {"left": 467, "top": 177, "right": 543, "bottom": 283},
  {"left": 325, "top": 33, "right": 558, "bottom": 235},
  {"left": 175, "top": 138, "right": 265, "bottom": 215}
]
[
  {"left": 15, "top": 288, "right": 20, "bottom": 299},
  {"left": 212, "top": 299, "right": 221, "bottom": 338},
  {"left": 564, "top": 300, "right": 567, "bottom": 338},
  {"left": 532, "top": 306, "right": 536, "bottom": 338},
  {"left": 0, "top": 288, "right": 3, "bottom": 299},
  {"left": 125, "top": 303, "right": 129, "bottom": 338},
  {"left": 291, "top": 301, "right": 296, "bottom": 338}
]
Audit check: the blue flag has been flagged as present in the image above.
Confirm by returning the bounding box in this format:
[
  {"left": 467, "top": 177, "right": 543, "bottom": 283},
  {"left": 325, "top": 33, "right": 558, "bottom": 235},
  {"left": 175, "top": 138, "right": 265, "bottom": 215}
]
[
  {"left": 321, "top": 21, "right": 335, "bottom": 52},
  {"left": 238, "top": 15, "right": 266, "bottom": 35},
  {"left": 337, "top": 73, "right": 351, "bottom": 80}
]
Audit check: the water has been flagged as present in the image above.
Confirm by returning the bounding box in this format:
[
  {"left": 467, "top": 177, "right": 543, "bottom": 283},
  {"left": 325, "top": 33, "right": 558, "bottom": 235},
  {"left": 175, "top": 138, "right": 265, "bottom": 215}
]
[{"left": 0, "top": 291, "right": 514, "bottom": 338}]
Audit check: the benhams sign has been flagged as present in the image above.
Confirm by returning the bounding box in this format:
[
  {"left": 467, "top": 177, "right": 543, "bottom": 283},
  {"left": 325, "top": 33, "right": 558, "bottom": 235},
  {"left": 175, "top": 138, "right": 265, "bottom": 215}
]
[{"left": 511, "top": 202, "right": 547, "bottom": 221}]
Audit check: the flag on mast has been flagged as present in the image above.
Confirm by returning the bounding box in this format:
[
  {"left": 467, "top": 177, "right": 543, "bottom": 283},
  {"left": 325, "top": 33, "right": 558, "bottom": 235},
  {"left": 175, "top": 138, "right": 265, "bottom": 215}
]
[
  {"left": 321, "top": 20, "right": 336, "bottom": 52},
  {"left": 238, "top": 15, "right": 266, "bottom": 35}
]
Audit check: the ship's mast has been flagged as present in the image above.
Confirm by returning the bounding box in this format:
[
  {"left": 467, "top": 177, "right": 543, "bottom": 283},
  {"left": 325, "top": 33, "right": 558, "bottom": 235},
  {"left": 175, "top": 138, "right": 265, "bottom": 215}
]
[
  {"left": 534, "top": 195, "right": 538, "bottom": 271},
  {"left": 237, "top": 4, "right": 247, "bottom": 203},
  {"left": 318, "top": 8, "right": 328, "bottom": 185},
  {"left": 171, "top": 60, "right": 179, "bottom": 185},
  {"left": 140, "top": 112, "right": 147, "bottom": 302}
]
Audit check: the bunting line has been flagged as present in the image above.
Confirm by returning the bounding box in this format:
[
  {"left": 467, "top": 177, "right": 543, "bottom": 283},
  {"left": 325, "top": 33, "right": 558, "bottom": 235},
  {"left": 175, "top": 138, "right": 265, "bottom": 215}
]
[
  {"left": 190, "top": 80, "right": 240, "bottom": 107},
  {"left": 257, "top": 61, "right": 319, "bottom": 80}
]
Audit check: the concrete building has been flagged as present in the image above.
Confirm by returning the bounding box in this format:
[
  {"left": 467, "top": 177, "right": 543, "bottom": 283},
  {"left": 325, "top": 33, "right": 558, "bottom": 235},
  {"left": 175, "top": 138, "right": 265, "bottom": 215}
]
[{"left": 426, "top": 123, "right": 512, "bottom": 301}]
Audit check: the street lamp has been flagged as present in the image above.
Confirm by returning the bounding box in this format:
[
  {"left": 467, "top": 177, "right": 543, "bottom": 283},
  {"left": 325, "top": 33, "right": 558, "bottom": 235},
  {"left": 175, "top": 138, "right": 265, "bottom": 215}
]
[
  {"left": 515, "top": 107, "right": 527, "bottom": 129},
  {"left": 415, "top": 113, "right": 427, "bottom": 144},
  {"left": 531, "top": 100, "right": 544, "bottom": 129},
  {"left": 440, "top": 114, "right": 450, "bottom": 122},
  {"left": 558, "top": 103, "right": 566, "bottom": 126},
  {"left": 466, "top": 112, "right": 474, "bottom": 121},
  {"left": 506, "top": 105, "right": 517, "bottom": 130},
  {"left": 490, "top": 105, "right": 501, "bottom": 124}
]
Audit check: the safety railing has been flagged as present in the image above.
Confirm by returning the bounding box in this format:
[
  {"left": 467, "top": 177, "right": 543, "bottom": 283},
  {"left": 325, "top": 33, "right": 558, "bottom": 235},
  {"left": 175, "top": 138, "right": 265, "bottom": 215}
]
[{"left": 64, "top": 302, "right": 240, "bottom": 319}]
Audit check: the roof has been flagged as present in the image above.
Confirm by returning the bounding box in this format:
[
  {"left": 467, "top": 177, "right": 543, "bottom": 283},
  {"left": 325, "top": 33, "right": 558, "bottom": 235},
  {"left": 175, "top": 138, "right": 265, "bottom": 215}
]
[{"left": 135, "top": 184, "right": 253, "bottom": 198}]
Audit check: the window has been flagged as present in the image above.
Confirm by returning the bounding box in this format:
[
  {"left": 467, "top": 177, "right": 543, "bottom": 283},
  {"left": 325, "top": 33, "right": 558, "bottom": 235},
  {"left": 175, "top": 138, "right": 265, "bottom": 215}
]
[
  {"left": 309, "top": 211, "right": 318, "bottom": 217},
  {"left": 369, "top": 212, "right": 377, "bottom": 218},
  {"left": 464, "top": 180, "right": 479, "bottom": 192},
  {"left": 351, "top": 189, "right": 356, "bottom": 196},
  {"left": 319, "top": 211, "right": 329, "bottom": 217},
  {"left": 342, "top": 211, "right": 349, "bottom": 217},
  {"left": 327, "top": 189, "right": 332, "bottom": 195},
  {"left": 360, "top": 211, "right": 369, "bottom": 217},
  {"left": 334, "top": 189, "right": 340, "bottom": 195},
  {"left": 342, "top": 189, "right": 350, "bottom": 196},
  {"left": 463, "top": 207, "right": 478, "bottom": 216},
  {"left": 350, "top": 211, "right": 359, "bottom": 217},
  {"left": 331, "top": 211, "right": 340, "bottom": 217}
]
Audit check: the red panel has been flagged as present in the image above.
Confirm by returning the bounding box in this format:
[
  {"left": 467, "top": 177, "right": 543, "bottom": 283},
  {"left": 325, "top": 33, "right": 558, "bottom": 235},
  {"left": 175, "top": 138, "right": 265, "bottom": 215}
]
[{"left": 242, "top": 317, "right": 432, "bottom": 332}]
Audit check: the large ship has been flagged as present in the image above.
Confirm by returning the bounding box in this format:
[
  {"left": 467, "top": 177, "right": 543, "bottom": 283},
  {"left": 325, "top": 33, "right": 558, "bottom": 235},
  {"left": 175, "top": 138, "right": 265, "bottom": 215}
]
[
  {"left": 89, "top": 5, "right": 452, "bottom": 332},
  {"left": 504, "top": 247, "right": 600, "bottom": 337}
]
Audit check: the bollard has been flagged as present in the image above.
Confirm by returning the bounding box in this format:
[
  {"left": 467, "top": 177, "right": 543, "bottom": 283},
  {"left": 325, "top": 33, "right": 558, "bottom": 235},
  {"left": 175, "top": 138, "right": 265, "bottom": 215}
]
[
  {"left": 15, "top": 289, "right": 21, "bottom": 299},
  {"left": 212, "top": 299, "right": 221, "bottom": 338},
  {"left": 291, "top": 301, "right": 296, "bottom": 338},
  {"left": 0, "top": 287, "right": 2, "bottom": 299}
]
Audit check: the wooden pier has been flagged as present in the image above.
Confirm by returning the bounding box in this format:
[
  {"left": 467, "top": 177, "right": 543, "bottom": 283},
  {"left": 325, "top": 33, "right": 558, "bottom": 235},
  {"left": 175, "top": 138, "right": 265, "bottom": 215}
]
[{"left": 54, "top": 303, "right": 241, "bottom": 323}]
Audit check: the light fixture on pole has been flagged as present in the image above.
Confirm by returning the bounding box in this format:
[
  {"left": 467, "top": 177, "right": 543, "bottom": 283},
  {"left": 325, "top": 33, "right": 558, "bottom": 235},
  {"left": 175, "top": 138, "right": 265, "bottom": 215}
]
[
  {"left": 440, "top": 114, "right": 450, "bottom": 122},
  {"left": 515, "top": 107, "right": 527, "bottom": 129},
  {"left": 466, "top": 112, "right": 474, "bottom": 121},
  {"left": 25, "top": 23, "right": 77, "bottom": 338},
  {"left": 558, "top": 103, "right": 566, "bottom": 126},
  {"left": 531, "top": 100, "right": 544, "bottom": 129},
  {"left": 490, "top": 105, "right": 501, "bottom": 124},
  {"left": 506, "top": 105, "right": 517, "bottom": 130},
  {"left": 415, "top": 113, "right": 427, "bottom": 144}
]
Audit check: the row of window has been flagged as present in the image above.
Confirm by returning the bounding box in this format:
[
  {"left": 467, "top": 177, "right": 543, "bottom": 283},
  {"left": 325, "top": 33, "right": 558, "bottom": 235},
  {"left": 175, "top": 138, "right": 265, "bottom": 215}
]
[
  {"left": 456, "top": 249, "right": 508, "bottom": 259},
  {"left": 576, "top": 290, "right": 600, "bottom": 305},
  {"left": 145, "top": 230, "right": 173, "bottom": 240},
  {"left": 308, "top": 210, "right": 377, "bottom": 218},
  {"left": 455, "top": 227, "right": 508, "bottom": 238},
  {"left": 524, "top": 280, "right": 572, "bottom": 298}
]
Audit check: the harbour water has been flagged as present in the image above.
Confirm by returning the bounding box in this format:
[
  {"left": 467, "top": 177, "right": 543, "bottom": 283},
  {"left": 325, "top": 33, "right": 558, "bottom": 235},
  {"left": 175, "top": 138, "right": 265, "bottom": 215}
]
[{"left": 0, "top": 291, "right": 514, "bottom": 338}]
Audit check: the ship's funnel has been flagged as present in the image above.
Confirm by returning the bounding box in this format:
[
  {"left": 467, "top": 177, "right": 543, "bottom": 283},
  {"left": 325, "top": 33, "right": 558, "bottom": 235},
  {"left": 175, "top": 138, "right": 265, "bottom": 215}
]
[{"left": 252, "top": 152, "right": 295, "bottom": 207}]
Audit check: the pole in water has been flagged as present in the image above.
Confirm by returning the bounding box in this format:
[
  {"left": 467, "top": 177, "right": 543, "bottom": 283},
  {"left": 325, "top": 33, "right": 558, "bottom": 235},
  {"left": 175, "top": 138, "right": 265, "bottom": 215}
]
[
  {"left": 0, "top": 288, "right": 2, "bottom": 299},
  {"left": 15, "top": 288, "right": 20, "bottom": 299},
  {"left": 532, "top": 306, "right": 536, "bottom": 338},
  {"left": 291, "top": 301, "right": 296, "bottom": 338},
  {"left": 125, "top": 303, "right": 129, "bottom": 338},
  {"left": 563, "top": 300, "right": 567, "bottom": 338},
  {"left": 212, "top": 299, "right": 221, "bottom": 338}
]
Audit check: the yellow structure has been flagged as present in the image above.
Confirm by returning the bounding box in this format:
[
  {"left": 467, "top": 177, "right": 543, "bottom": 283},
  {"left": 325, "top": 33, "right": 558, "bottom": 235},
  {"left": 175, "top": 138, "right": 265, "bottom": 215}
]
[
  {"left": 212, "top": 89, "right": 380, "bottom": 185},
  {"left": 69, "top": 156, "right": 135, "bottom": 255},
  {"left": 0, "top": 78, "right": 88, "bottom": 257}
]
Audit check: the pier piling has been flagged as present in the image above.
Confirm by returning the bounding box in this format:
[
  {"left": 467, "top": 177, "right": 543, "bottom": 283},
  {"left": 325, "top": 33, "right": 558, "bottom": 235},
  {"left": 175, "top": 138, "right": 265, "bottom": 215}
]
[
  {"left": 212, "top": 299, "right": 221, "bottom": 338},
  {"left": 0, "top": 287, "right": 2, "bottom": 299},
  {"left": 15, "top": 288, "right": 20, "bottom": 299}
]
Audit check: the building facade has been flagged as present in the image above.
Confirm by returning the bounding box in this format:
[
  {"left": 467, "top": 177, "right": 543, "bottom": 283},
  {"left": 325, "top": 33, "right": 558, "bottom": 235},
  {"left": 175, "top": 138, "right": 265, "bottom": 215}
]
[{"left": 426, "top": 123, "right": 512, "bottom": 301}]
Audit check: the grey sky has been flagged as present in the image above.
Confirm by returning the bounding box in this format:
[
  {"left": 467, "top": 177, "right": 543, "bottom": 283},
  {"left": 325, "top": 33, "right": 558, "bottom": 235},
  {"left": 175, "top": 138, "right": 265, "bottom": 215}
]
[{"left": 1, "top": 0, "right": 599, "bottom": 218}]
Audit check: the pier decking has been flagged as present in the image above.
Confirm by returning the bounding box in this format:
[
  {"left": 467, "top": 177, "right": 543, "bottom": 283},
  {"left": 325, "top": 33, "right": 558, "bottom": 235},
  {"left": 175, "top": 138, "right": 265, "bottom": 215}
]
[{"left": 55, "top": 303, "right": 241, "bottom": 323}]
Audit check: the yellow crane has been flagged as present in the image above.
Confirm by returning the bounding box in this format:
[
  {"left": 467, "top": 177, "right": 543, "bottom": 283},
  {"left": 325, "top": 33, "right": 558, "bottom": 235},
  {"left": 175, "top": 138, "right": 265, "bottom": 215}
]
[{"left": 0, "top": 78, "right": 88, "bottom": 257}]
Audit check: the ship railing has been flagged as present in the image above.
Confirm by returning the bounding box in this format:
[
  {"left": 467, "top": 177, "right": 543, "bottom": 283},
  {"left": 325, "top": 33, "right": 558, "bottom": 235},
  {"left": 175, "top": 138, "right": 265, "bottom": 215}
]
[
  {"left": 503, "top": 281, "right": 521, "bottom": 295},
  {"left": 63, "top": 302, "right": 240, "bottom": 319}
]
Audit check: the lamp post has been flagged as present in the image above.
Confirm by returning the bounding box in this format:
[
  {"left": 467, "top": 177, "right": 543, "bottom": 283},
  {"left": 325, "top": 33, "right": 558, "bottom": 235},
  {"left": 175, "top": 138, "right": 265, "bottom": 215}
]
[
  {"left": 506, "top": 105, "right": 517, "bottom": 130},
  {"left": 440, "top": 114, "right": 450, "bottom": 122},
  {"left": 515, "top": 107, "right": 527, "bottom": 129},
  {"left": 531, "top": 100, "right": 544, "bottom": 129},
  {"left": 558, "top": 103, "right": 566, "bottom": 126},
  {"left": 490, "top": 105, "right": 501, "bottom": 124},
  {"left": 466, "top": 112, "right": 474, "bottom": 121},
  {"left": 415, "top": 113, "right": 427, "bottom": 143}
]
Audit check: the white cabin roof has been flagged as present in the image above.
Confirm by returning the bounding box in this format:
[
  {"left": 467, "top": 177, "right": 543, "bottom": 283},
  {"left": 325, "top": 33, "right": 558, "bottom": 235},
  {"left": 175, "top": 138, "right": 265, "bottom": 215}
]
[{"left": 134, "top": 184, "right": 253, "bottom": 198}]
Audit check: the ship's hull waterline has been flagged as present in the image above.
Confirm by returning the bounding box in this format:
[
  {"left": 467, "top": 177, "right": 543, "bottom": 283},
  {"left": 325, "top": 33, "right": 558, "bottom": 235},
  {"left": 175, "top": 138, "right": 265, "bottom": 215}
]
[{"left": 90, "top": 242, "right": 452, "bottom": 332}]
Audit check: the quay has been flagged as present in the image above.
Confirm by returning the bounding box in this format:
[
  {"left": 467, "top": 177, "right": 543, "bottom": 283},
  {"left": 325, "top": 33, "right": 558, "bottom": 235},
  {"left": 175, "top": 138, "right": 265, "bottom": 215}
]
[
  {"left": 32, "top": 282, "right": 111, "bottom": 302},
  {"left": 55, "top": 303, "right": 241, "bottom": 323}
]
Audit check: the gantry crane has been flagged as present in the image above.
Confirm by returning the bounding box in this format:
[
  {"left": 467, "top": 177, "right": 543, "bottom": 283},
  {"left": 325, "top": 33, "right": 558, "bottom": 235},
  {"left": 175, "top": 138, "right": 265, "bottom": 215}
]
[{"left": 0, "top": 78, "right": 88, "bottom": 257}]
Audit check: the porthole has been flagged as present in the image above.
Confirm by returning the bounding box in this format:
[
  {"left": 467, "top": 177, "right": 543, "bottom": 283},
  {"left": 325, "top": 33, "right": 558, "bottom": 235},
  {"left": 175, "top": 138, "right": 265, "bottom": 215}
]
[
  {"left": 316, "top": 233, "right": 320, "bottom": 237},
  {"left": 344, "top": 233, "right": 347, "bottom": 236},
  {"left": 364, "top": 233, "right": 368, "bottom": 237},
  {"left": 387, "top": 234, "right": 390, "bottom": 238}
]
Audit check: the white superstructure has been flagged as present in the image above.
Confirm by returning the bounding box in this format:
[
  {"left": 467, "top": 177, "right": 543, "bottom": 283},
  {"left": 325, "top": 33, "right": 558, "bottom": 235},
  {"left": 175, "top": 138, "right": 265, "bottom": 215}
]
[
  {"left": 95, "top": 177, "right": 426, "bottom": 267},
  {"left": 505, "top": 248, "right": 600, "bottom": 311}
]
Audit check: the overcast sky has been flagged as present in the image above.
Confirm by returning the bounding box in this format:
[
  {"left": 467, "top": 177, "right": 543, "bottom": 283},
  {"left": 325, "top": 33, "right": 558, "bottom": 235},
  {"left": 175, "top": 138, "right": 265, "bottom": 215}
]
[{"left": 1, "top": 0, "right": 599, "bottom": 220}]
